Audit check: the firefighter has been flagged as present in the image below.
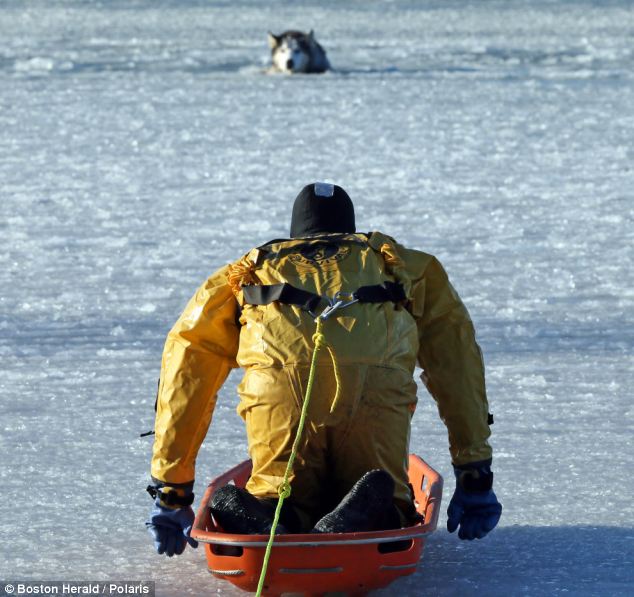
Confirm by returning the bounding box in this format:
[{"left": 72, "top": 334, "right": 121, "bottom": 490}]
[{"left": 146, "top": 183, "right": 501, "bottom": 556}]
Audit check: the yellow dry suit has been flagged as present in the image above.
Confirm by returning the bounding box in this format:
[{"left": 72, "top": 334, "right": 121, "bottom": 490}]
[{"left": 151, "top": 231, "right": 492, "bottom": 526}]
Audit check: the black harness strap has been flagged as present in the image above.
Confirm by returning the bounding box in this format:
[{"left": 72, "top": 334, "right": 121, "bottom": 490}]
[
  {"left": 241, "top": 281, "right": 406, "bottom": 313},
  {"left": 242, "top": 283, "right": 325, "bottom": 314},
  {"left": 354, "top": 281, "right": 407, "bottom": 304}
]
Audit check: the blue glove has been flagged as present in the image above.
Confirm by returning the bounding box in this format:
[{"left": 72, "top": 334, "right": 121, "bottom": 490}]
[
  {"left": 446, "top": 463, "right": 502, "bottom": 540},
  {"left": 146, "top": 486, "right": 199, "bottom": 557}
]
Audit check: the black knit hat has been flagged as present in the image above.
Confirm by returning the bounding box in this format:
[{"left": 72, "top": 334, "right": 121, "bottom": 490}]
[{"left": 290, "top": 182, "right": 356, "bottom": 238}]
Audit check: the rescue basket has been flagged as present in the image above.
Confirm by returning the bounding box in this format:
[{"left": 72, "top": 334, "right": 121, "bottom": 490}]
[{"left": 191, "top": 453, "right": 443, "bottom": 596}]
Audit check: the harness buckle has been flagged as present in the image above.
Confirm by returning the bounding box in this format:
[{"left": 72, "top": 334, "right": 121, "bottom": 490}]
[{"left": 318, "top": 291, "right": 359, "bottom": 321}]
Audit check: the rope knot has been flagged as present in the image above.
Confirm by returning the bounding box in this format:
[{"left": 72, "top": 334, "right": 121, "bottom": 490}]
[
  {"left": 312, "top": 331, "right": 326, "bottom": 348},
  {"left": 278, "top": 481, "right": 292, "bottom": 499}
]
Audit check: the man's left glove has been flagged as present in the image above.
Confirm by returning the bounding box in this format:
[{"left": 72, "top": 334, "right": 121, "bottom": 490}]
[
  {"left": 446, "top": 462, "right": 502, "bottom": 541},
  {"left": 145, "top": 486, "right": 199, "bottom": 557}
]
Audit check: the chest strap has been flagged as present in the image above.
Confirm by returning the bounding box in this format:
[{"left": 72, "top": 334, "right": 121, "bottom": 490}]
[{"left": 242, "top": 281, "right": 406, "bottom": 318}]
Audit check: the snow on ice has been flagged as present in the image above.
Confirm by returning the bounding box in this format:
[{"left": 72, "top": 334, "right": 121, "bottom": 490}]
[{"left": 1, "top": 1, "right": 632, "bottom": 595}]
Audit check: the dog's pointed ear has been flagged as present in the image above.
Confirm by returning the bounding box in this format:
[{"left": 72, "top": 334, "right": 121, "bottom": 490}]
[
  {"left": 308, "top": 30, "right": 315, "bottom": 40},
  {"left": 268, "top": 32, "right": 280, "bottom": 49}
]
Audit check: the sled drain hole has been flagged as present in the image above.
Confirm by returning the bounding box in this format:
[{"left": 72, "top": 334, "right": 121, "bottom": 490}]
[
  {"left": 211, "top": 544, "right": 244, "bottom": 557},
  {"left": 209, "top": 539, "right": 412, "bottom": 557},
  {"left": 377, "top": 539, "right": 414, "bottom": 554}
]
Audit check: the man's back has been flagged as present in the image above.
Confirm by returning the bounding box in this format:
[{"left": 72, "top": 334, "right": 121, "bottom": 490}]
[
  {"left": 233, "top": 231, "right": 429, "bottom": 372},
  {"left": 147, "top": 183, "right": 499, "bottom": 548}
]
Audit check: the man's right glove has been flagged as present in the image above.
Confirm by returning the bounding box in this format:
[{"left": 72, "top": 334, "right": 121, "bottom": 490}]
[
  {"left": 446, "top": 462, "right": 502, "bottom": 540},
  {"left": 145, "top": 486, "right": 199, "bottom": 557}
]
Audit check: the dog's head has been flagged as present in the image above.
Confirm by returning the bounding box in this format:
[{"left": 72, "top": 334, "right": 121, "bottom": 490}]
[{"left": 268, "top": 30, "right": 315, "bottom": 73}]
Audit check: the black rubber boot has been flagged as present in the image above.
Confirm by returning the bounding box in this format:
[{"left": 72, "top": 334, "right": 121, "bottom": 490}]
[
  {"left": 210, "top": 485, "right": 287, "bottom": 535},
  {"left": 311, "top": 470, "right": 400, "bottom": 534}
]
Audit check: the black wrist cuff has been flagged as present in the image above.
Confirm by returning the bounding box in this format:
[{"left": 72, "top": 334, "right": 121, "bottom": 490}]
[
  {"left": 455, "top": 466, "right": 494, "bottom": 493},
  {"left": 146, "top": 485, "right": 195, "bottom": 507}
]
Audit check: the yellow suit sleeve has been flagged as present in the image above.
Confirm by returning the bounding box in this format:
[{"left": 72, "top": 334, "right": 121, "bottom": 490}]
[
  {"left": 409, "top": 256, "right": 493, "bottom": 466},
  {"left": 150, "top": 264, "right": 240, "bottom": 487}
]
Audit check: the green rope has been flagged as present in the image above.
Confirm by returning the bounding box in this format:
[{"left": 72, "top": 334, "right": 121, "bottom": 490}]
[{"left": 255, "top": 318, "right": 328, "bottom": 597}]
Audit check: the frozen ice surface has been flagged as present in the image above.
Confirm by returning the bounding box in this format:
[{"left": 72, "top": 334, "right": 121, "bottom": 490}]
[{"left": 1, "top": 1, "right": 633, "bottom": 595}]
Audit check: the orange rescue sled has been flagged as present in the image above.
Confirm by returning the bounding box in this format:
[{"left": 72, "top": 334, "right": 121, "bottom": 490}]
[{"left": 191, "top": 454, "right": 443, "bottom": 596}]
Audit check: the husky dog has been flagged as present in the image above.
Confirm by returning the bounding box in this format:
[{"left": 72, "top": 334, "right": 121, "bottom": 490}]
[{"left": 267, "top": 30, "right": 330, "bottom": 74}]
